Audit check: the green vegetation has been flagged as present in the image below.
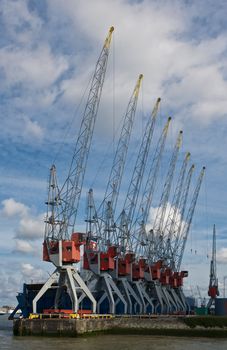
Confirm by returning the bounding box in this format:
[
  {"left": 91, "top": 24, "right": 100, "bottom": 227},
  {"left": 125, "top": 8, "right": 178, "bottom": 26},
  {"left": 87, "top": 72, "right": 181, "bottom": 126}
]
[
  {"left": 82, "top": 327, "right": 227, "bottom": 338},
  {"left": 183, "top": 316, "right": 227, "bottom": 329}
]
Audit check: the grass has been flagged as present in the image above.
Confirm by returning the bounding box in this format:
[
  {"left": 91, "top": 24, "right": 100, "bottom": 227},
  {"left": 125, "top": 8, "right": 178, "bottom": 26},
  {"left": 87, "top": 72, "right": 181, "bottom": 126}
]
[{"left": 183, "top": 316, "right": 227, "bottom": 329}]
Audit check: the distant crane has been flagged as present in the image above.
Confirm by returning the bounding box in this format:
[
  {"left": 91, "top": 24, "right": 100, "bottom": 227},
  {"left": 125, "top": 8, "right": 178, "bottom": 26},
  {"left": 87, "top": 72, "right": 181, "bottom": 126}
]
[{"left": 207, "top": 224, "right": 219, "bottom": 309}]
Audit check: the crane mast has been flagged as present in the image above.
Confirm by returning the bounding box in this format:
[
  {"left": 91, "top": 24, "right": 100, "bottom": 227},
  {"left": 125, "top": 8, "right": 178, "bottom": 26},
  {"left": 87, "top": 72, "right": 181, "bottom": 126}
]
[
  {"left": 118, "top": 98, "right": 161, "bottom": 253},
  {"left": 151, "top": 130, "right": 183, "bottom": 262},
  {"left": 175, "top": 166, "right": 205, "bottom": 271},
  {"left": 132, "top": 117, "right": 171, "bottom": 258}
]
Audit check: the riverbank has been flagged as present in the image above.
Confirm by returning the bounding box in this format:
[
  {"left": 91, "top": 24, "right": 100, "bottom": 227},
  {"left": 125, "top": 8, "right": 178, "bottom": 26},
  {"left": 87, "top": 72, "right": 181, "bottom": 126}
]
[{"left": 13, "top": 315, "right": 227, "bottom": 337}]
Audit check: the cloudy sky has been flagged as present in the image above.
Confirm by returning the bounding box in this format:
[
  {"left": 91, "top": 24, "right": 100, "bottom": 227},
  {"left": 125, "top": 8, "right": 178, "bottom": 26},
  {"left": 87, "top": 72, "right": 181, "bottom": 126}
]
[{"left": 1, "top": 0, "right": 227, "bottom": 306}]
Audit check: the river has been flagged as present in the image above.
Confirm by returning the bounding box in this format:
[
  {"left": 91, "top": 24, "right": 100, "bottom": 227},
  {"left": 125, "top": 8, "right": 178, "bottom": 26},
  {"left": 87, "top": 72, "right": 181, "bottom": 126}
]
[{"left": 1, "top": 315, "right": 227, "bottom": 350}]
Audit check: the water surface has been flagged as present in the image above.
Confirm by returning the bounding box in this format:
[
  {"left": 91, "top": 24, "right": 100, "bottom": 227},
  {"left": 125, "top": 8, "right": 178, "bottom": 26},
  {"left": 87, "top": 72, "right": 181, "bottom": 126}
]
[{"left": 1, "top": 315, "right": 227, "bottom": 350}]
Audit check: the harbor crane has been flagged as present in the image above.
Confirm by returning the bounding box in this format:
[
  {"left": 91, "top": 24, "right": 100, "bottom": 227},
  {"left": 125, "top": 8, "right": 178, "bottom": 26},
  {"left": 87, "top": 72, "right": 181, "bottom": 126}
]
[
  {"left": 32, "top": 27, "right": 114, "bottom": 314},
  {"left": 82, "top": 75, "right": 143, "bottom": 314}
]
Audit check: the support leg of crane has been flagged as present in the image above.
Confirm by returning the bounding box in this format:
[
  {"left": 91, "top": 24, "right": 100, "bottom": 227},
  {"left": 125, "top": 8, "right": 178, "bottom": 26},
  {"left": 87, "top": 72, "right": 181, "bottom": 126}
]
[
  {"left": 177, "top": 287, "right": 187, "bottom": 312},
  {"left": 102, "top": 274, "right": 127, "bottom": 314},
  {"left": 71, "top": 267, "right": 97, "bottom": 313},
  {"left": 170, "top": 288, "right": 185, "bottom": 312},
  {"left": 153, "top": 281, "right": 165, "bottom": 314},
  {"left": 133, "top": 281, "right": 154, "bottom": 314},
  {"left": 140, "top": 281, "right": 155, "bottom": 314},
  {"left": 77, "top": 273, "right": 98, "bottom": 305},
  {"left": 97, "top": 291, "right": 108, "bottom": 313},
  {"left": 161, "top": 286, "right": 171, "bottom": 314},
  {"left": 117, "top": 279, "right": 132, "bottom": 314},
  {"left": 132, "top": 281, "right": 145, "bottom": 313},
  {"left": 65, "top": 267, "right": 79, "bottom": 312},
  {"left": 175, "top": 287, "right": 186, "bottom": 311},
  {"left": 54, "top": 269, "right": 67, "bottom": 310},
  {"left": 165, "top": 287, "right": 178, "bottom": 313},
  {"left": 120, "top": 278, "right": 143, "bottom": 314},
  {"left": 32, "top": 269, "right": 59, "bottom": 314}
]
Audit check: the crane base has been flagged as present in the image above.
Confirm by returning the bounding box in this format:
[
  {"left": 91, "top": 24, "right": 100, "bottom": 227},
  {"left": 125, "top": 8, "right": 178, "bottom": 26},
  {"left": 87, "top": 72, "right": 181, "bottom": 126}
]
[{"left": 32, "top": 265, "right": 96, "bottom": 314}]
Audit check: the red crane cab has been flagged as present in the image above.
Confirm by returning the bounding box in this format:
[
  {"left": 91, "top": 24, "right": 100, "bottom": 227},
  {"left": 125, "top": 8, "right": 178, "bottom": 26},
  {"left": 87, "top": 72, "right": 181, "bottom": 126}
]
[
  {"left": 175, "top": 271, "right": 188, "bottom": 287},
  {"left": 100, "top": 246, "right": 117, "bottom": 271},
  {"left": 160, "top": 267, "right": 172, "bottom": 286},
  {"left": 118, "top": 252, "right": 135, "bottom": 276},
  {"left": 150, "top": 260, "right": 163, "bottom": 280},
  {"left": 132, "top": 258, "right": 146, "bottom": 280},
  {"left": 43, "top": 232, "right": 85, "bottom": 265},
  {"left": 83, "top": 245, "right": 117, "bottom": 272}
]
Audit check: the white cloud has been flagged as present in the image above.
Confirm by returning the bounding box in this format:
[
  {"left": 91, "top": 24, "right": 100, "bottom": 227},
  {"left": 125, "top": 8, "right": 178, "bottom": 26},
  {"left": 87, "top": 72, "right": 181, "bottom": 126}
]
[
  {"left": 0, "top": 45, "right": 68, "bottom": 90},
  {"left": 47, "top": 0, "right": 227, "bottom": 129},
  {"left": 21, "top": 263, "right": 46, "bottom": 282},
  {"left": 15, "top": 214, "right": 44, "bottom": 240},
  {"left": 14, "top": 239, "right": 35, "bottom": 254},
  {"left": 1, "top": 0, "right": 43, "bottom": 45},
  {"left": 1, "top": 198, "right": 44, "bottom": 242},
  {"left": 1, "top": 198, "right": 29, "bottom": 217},
  {"left": 217, "top": 247, "right": 227, "bottom": 264},
  {"left": 146, "top": 202, "right": 184, "bottom": 236},
  {"left": 22, "top": 116, "right": 44, "bottom": 141}
]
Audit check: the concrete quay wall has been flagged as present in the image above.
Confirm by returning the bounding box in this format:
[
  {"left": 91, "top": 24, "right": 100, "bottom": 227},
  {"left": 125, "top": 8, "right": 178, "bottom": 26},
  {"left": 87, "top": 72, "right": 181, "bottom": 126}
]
[{"left": 13, "top": 316, "right": 227, "bottom": 337}]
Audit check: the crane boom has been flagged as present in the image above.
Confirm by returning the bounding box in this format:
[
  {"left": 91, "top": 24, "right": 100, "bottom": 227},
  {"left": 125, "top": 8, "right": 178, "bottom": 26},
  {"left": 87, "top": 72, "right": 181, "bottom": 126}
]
[
  {"left": 132, "top": 117, "right": 171, "bottom": 257},
  {"left": 175, "top": 166, "right": 205, "bottom": 271},
  {"left": 99, "top": 74, "right": 143, "bottom": 247},
  {"left": 168, "top": 164, "right": 195, "bottom": 269},
  {"left": 46, "top": 27, "right": 114, "bottom": 241},
  {"left": 118, "top": 98, "right": 161, "bottom": 253},
  {"left": 152, "top": 130, "right": 183, "bottom": 262},
  {"left": 161, "top": 152, "right": 191, "bottom": 259}
]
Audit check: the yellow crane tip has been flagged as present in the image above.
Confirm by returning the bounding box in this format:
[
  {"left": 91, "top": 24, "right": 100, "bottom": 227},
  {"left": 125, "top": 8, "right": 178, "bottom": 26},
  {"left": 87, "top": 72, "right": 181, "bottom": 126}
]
[
  {"left": 168, "top": 116, "right": 172, "bottom": 121},
  {"left": 157, "top": 97, "right": 161, "bottom": 102},
  {"left": 109, "top": 26, "right": 114, "bottom": 32},
  {"left": 139, "top": 74, "right": 143, "bottom": 79}
]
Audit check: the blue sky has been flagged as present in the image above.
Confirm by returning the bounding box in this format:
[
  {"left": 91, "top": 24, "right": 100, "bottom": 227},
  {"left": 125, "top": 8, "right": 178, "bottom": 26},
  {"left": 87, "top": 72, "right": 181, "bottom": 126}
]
[{"left": 1, "top": 0, "right": 227, "bottom": 306}]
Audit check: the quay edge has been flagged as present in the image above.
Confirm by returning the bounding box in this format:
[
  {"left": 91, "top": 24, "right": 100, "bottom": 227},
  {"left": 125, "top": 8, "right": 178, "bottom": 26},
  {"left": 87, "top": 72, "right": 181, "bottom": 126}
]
[{"left": 13, "top": 316, "right": 227, "bottom": 338}]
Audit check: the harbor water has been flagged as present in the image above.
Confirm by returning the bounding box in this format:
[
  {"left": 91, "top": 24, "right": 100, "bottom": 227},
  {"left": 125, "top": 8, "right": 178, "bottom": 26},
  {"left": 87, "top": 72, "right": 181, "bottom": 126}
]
[{"left": 1, "top": 315, "right": 227, "bottom": 350}]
